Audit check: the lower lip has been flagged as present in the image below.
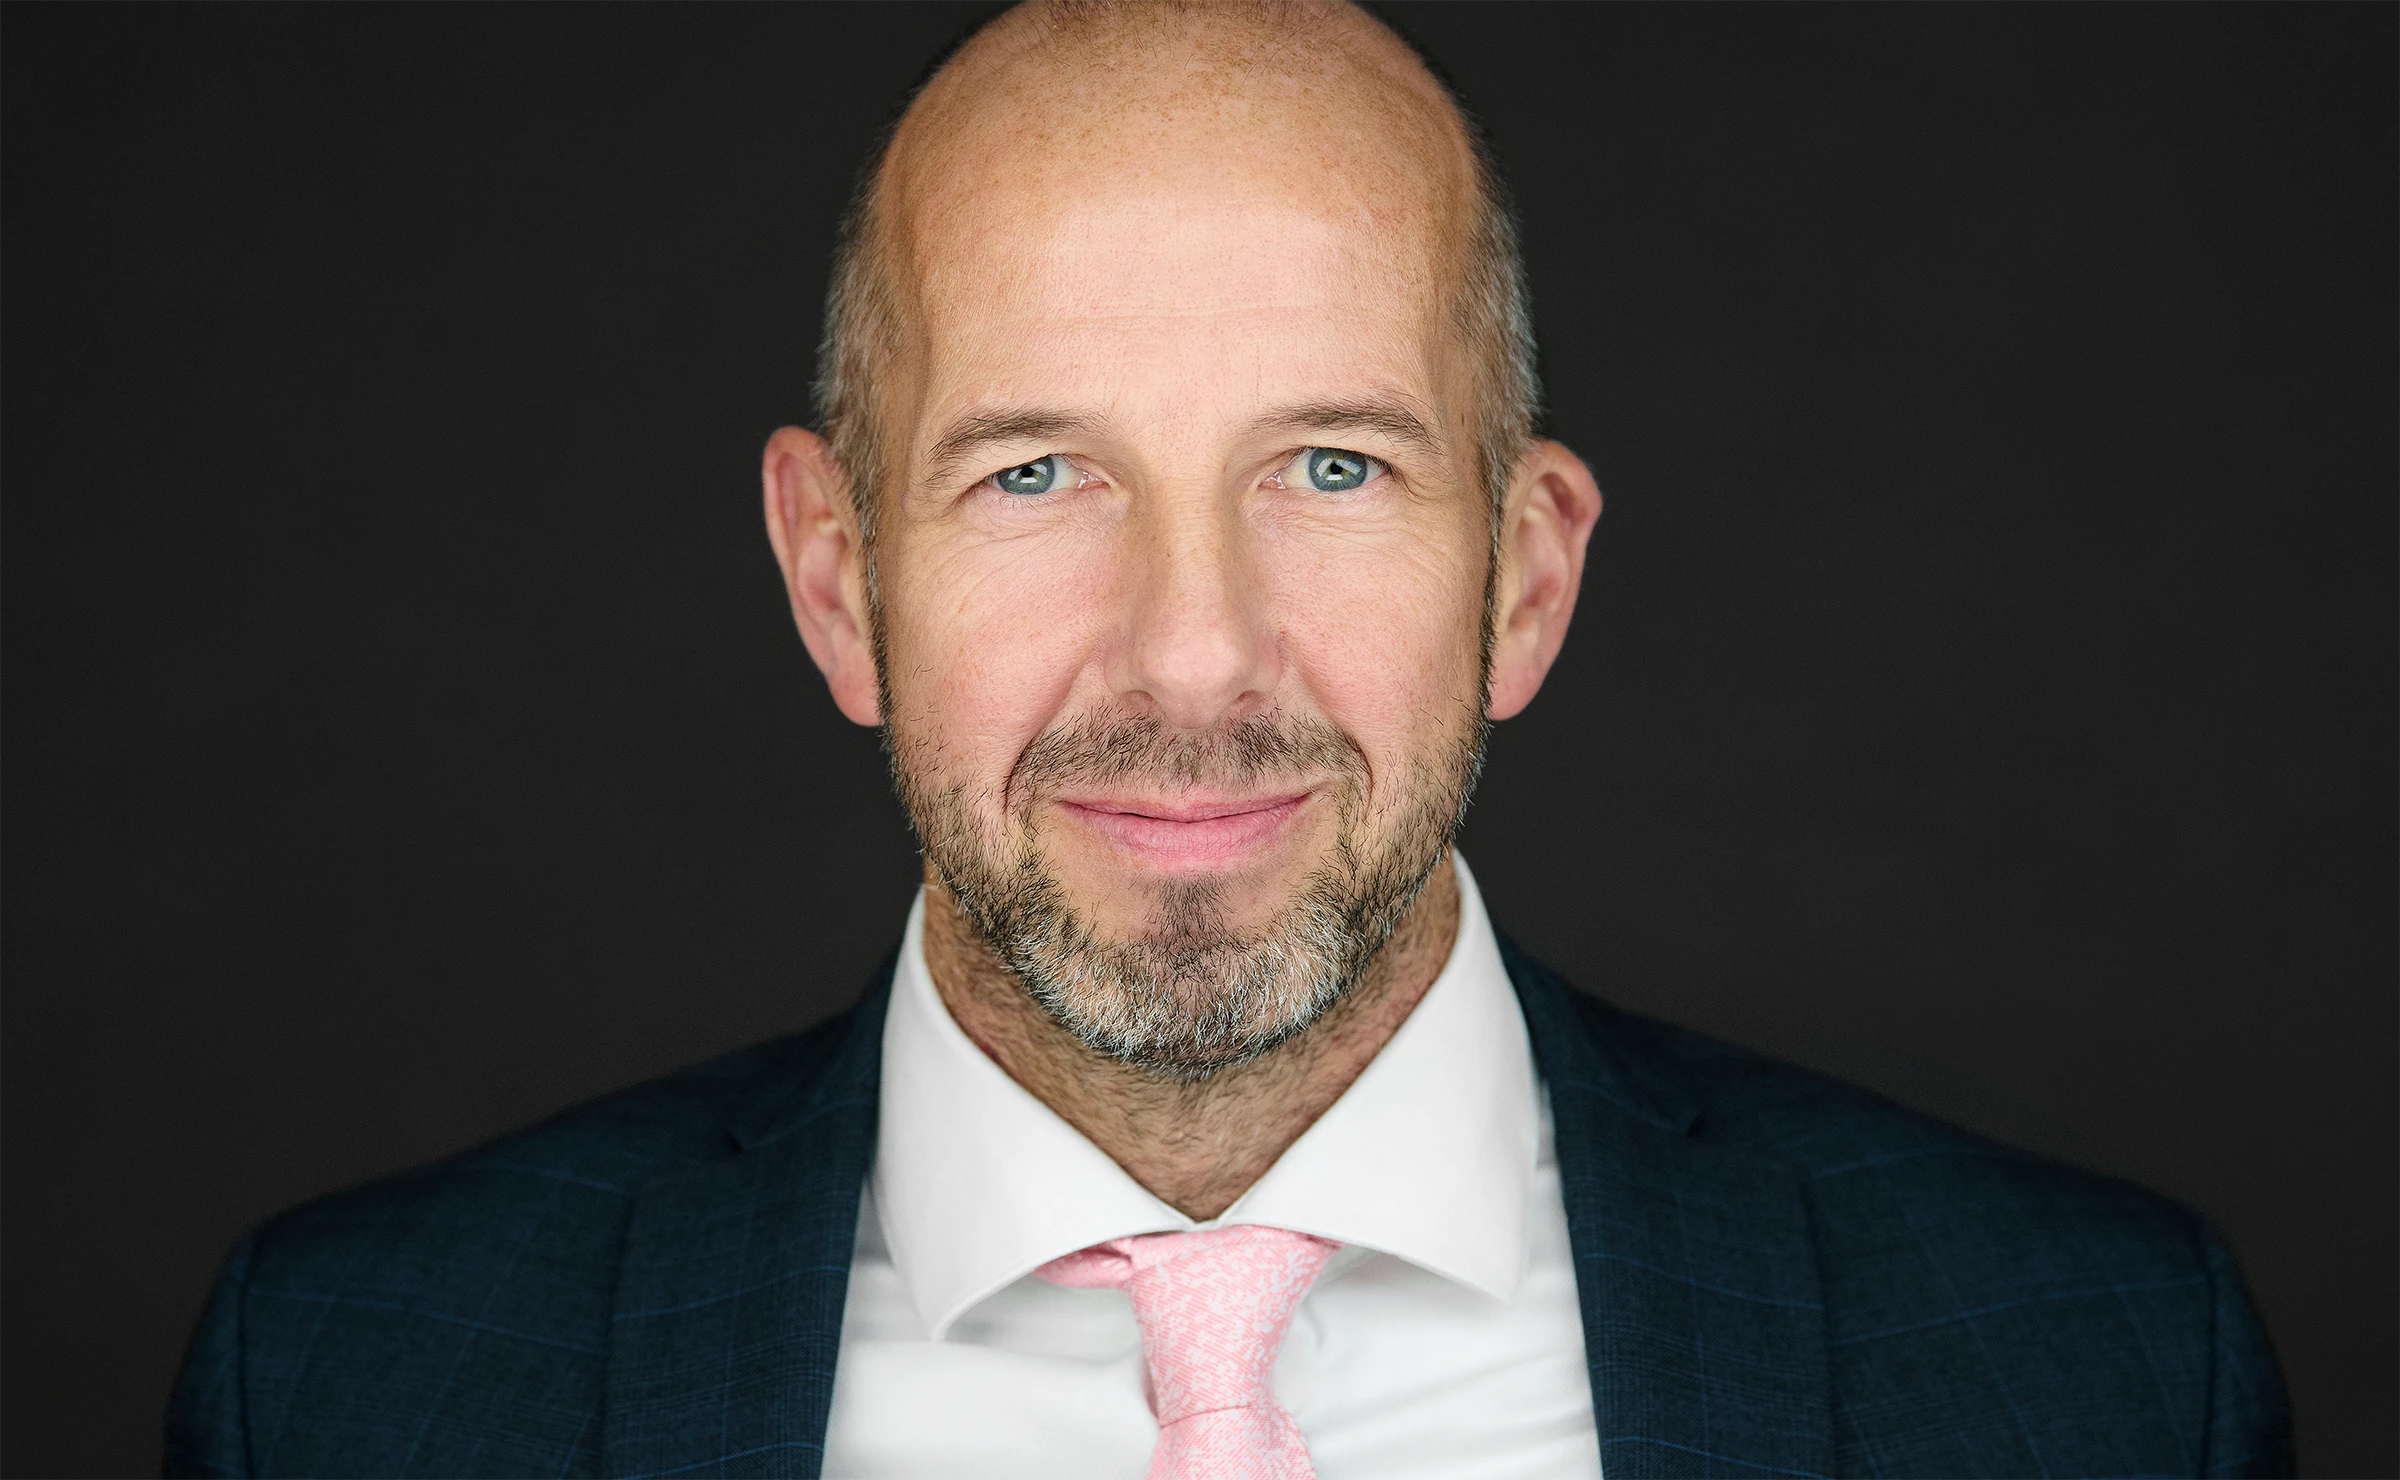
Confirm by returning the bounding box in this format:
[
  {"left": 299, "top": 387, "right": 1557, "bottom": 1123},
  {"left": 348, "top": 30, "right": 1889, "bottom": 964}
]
[{"left": 1057, "top": 795, "right": 1309, "bottom": 870}]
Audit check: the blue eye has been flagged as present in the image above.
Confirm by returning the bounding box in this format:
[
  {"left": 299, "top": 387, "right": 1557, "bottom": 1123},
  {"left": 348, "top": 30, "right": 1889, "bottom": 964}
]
[
  {"left": 992, "top": 454, "right": 1075, "bottom": 496},
  {"left": 1296, "top": 447, "right": 1383, "bottom": 493}
]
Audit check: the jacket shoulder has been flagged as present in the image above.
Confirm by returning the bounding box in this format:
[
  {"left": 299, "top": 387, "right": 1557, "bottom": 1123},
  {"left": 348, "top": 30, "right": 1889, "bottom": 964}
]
[
  {"left": 166, "top": 1006, "right": 862, "bottom": 1478},
  {"left": 1574, "top": 983, "right": 2198, "bottom": 1223},
  {"left": 1562, "top": 981, "right": 2201, "bottom": 1247},
  {"left": 253, "top": 1005, "right": 855, "bottom": 1271},
  {"left": 1534, "top": 959, "right": 2292, "bottom": 1476}
]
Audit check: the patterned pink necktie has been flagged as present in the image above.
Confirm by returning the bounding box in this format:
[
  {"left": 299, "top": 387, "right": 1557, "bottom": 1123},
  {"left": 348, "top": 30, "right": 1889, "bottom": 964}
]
[{"left": 1038, "top": 1224, "right": 1339, "bottom": 1480}]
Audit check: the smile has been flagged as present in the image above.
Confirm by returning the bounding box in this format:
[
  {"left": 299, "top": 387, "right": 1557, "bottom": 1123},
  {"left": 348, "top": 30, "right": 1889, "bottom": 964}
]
[{"left": 1053, "top": 792, "right": 1312, "bottom": 871}]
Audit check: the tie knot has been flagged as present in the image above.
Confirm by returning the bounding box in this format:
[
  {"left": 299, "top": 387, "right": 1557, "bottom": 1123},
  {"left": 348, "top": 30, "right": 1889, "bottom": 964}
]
[{"left": 1039, "top": 1224, "right": 1337, "bottom": 1467}]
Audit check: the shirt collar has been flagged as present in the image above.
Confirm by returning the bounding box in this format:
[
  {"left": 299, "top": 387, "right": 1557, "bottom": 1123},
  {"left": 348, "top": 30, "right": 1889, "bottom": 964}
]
[{"left": 871, "top": 853, "right": 1540, "bottom": 1340}]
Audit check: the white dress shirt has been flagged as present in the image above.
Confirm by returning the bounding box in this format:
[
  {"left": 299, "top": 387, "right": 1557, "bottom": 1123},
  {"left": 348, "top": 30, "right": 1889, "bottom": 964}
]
[{"left": 820, "top": 855, "right": 1600, "bottom": 1479}]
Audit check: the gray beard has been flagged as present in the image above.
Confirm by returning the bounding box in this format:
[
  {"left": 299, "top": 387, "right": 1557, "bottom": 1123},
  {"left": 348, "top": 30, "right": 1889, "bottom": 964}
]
[{"left": 888, "top": 707, "right": 1486, "bottom": 1082}]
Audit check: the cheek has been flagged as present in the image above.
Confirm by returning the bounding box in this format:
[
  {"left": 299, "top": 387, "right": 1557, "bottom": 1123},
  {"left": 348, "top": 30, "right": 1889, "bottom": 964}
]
[
  {"left": 875, "top": 527, "right": 1116, "bottom": 789},
  {"left": 1258, "top": 522, "right": 1488, "bottom": 770}
]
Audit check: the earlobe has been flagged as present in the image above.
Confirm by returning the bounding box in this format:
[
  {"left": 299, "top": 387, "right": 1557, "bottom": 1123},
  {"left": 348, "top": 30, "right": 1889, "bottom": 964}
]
[
  {"left": 761, "top": 426, "right": 883, "bottom": 726},
  {"left": 1485, "top": 440, "right": 1602, "bottom": 723}
]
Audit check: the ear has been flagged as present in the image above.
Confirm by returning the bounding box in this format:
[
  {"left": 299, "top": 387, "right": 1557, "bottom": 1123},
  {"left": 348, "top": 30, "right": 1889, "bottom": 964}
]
[
  {"left": 1486, "top": 439, "right": 1602, "bottom": 722},
  {"left": 762, "top": 426, "right": 882, "bottom": 726}
]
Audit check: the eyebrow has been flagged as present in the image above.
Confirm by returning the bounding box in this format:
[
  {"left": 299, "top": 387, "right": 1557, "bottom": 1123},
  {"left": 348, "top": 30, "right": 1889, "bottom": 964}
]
[
  {"left": 919, "top": 395, "right": 1447, "bottom": 490},
  {"left": 1242, "top": 397, "right": 1446, "bottom": 460},
  {"left": 925, "top": 409, "right": 1108, "bottom": 488}
]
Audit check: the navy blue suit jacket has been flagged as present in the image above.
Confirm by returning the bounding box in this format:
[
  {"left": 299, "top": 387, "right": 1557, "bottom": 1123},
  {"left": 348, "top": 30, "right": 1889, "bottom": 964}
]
[{"left": 167, "top": 943, "right": 2292, "bottom": 1477}]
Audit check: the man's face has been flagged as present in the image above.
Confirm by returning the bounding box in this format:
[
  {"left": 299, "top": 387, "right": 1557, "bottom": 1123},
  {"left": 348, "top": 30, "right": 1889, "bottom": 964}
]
[{"left": 862, "top": 88, "right": 1500, "bottom": 1077}]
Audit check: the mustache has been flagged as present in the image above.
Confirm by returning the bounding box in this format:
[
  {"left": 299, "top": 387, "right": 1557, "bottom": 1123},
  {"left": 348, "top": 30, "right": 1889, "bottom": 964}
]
[{"left": 1007, "top": 709, "right": 1366, "bottom": 814}]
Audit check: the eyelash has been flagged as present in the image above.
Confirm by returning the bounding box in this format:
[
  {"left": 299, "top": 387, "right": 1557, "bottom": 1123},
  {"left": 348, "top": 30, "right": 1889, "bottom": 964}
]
[
  {"left": 982, "top": 454, "right": 1087, "bottom": 498},
  {"left": 1271, "top": 447, "right": 1388, "bottom": 495},
  {"left": 978, "top": 447, "right": 1392, "bottom": 500}
]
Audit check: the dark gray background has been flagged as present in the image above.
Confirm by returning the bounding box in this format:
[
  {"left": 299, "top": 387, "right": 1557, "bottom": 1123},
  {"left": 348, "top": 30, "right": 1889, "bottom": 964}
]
[{"left": 5, "top": 4, "right": 2392, "bottom": 1474}]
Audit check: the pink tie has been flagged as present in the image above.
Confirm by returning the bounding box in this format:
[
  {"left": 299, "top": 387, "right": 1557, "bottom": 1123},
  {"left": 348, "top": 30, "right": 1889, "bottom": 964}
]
[{"left": 1038, "top": 1225, "right": 1339, "bottom": 1480}]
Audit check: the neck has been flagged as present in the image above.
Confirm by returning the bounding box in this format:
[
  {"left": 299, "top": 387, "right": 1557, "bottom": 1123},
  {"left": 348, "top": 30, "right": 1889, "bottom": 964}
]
[{"left": 920, "top": 855, "right": 1462, "bottom": 1221}]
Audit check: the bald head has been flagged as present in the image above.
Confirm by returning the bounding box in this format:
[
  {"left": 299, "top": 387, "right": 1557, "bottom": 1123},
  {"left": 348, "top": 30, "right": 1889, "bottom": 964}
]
[
  {"left": 815, "top": 0, "right": 1537, "bottom": 548},
  {"left": 763, "top": 1, "right": 1601, "bottom": 1087}
]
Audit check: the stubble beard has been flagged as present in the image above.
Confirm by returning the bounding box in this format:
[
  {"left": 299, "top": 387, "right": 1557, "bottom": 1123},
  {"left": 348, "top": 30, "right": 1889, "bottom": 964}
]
[{"left": 886, "top": 702, "right": 1489, "bottom": 1083}]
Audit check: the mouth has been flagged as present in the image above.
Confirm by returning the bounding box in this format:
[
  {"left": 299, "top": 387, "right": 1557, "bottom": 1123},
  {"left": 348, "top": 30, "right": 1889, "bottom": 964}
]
[{"left": 1053, "top": 791, "right": 1312, "bottom": 871}]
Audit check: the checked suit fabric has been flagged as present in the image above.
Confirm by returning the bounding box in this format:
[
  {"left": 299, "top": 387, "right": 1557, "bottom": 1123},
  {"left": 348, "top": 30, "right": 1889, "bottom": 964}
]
[{"left": 166, "top": 942, "right": 2292, "bottom": 1477}]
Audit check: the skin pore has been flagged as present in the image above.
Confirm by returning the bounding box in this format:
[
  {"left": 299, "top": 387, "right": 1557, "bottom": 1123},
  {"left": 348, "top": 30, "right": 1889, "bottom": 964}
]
[{"left": 763, "top": 1, "right": 1600, "bottom": 1220}]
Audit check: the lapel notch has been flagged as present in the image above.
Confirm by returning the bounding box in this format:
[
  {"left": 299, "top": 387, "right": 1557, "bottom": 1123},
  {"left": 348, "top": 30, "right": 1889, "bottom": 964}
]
[
  {"left": 1506, "top": 942, "right": 1833, "bottom": 1480},
  {"left": 601, "top": 966, "right": 894, "bottom": 1480}
]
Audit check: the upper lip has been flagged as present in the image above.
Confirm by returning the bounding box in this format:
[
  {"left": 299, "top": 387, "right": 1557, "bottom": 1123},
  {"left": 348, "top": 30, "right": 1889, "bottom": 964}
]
[{"left": 1055, "top": 792, "right": 1309, "bottom": 823}]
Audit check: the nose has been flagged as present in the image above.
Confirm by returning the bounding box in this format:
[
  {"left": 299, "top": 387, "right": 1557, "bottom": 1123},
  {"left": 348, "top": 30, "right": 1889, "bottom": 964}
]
[{"left": 1111, "top": 493, "right": 1281, "bottom": 731}]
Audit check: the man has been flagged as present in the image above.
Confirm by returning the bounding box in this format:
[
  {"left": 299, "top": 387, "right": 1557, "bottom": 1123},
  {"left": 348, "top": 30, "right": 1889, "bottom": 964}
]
[{"left": 166, "top": 3, "right": 2291, "bottom": 1476}]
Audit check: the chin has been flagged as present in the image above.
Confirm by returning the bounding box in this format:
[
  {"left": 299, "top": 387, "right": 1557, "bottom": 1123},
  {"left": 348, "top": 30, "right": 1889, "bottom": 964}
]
[{"left": 1047, "top": 855, "right": 1318, "bottom": 946}]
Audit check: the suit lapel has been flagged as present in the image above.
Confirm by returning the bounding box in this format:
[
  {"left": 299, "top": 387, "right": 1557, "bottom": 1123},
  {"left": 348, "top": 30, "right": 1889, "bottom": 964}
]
[
  {"left": 601, "top": 966, "right": 892, "bottom": 1480},
  {"left": 1506, "top": 943, "right": 1833, "bottom": 1480},
  {"left": 595, "top": 940, "right": 1830, "bottom": 1477}
]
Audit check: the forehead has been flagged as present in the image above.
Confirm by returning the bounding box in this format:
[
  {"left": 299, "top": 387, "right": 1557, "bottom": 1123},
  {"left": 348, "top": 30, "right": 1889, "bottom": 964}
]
[
  {"left": 917, "top": 167, "right": 1442, "bottom": 405},
  {"left": 879, "top": 21, "right": 1476, "bottom": 443}
]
